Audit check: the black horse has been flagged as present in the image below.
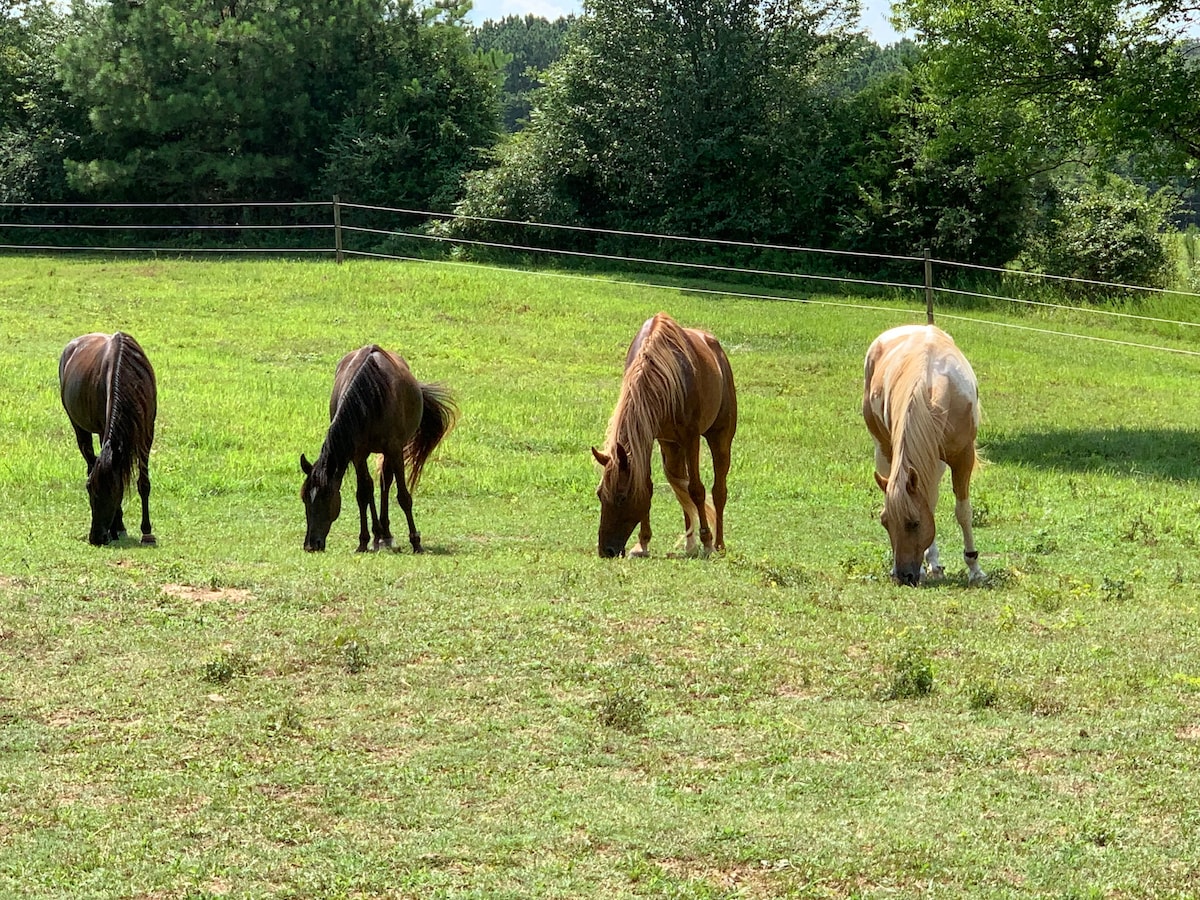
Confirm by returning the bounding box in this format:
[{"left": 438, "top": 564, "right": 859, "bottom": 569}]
[
  {"left": 300, "top": 345, "right": 457, "bottom": 553},
  {"left": 59, "top": 332, "right": 157, "bottom": 545}
]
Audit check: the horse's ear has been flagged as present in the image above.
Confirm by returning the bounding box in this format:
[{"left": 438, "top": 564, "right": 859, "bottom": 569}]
[
  {"left": 300, "top": 453, "right": 313, "bottom": 475},
  {"left": 905, "top": 466, "right": 920, "bottom": 496},
  {"left": 874, "top": 471, "right": 888, "bottom": 493},
  {"left": 615, "top": 442, "right": 630, "bottom": 471},
  {"left": 591, "top": 446, "right": 610, "bottom": 467}
]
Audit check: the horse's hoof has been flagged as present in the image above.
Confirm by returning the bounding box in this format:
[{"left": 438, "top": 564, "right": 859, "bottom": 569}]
[
  {"left": 968, "top": 571, "right": 988, "bottom": 586},
  {"left": 140, "top": 534, "right": 156, "bottom": 545},
  {"left": 927, "top": 566, "right": 946, "bottom": 580},
  {"left": 629, "top": 548, "right": 649, "bottom": 558}
]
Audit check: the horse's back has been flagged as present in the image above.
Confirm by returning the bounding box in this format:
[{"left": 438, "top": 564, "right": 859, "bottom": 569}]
[
  {"left": 865, "top": 324, "right": 979, "bottom": 448},
  {"left": 330, "top": 345, "right": 423, "bottom": 450},
  {"left": 60, "top": 333, "right": 114, "bottom": 434},
  {"left": 629, "top": 313, "right": 735, "bottom": 438}
]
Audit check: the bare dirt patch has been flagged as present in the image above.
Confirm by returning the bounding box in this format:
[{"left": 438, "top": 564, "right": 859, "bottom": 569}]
[{"left": 162, "top": 584, "right": 254, "bottom": 604}]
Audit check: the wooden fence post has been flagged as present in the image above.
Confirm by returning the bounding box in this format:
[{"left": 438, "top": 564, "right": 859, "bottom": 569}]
[
  {"left": 923, "top": 248, "right": 934, "bottom": 324},
  {"left": 332, "top": 195, "right": 343, "bottom": 264}
]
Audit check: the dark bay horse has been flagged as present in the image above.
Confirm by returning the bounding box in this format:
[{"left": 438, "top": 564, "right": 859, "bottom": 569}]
[
  {"left": 863, "top": 324, "right": 985, "bottom": 586},
  {"left": 591, "top": 313, "right": 737, "bottom": 558},
  {"left": 300, "top": 346, "right": 457, "bottom": 553},
  {"left": 59, "top": 332, "right": 157, "bottom": 546}
]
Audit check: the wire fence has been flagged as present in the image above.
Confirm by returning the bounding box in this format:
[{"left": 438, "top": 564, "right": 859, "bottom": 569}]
[{"left": 4, "top": 198, "right": 1200, "bottom": 358}]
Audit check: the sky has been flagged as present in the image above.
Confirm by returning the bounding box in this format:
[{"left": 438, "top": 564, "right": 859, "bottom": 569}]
[{"left": 465, "top": 0, "right": 909, "bottom": 46}]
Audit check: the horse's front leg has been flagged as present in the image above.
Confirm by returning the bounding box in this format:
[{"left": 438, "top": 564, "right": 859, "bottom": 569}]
[
  {"left": 353, "top": 460, "right": 378, "bottom": 553},
  {"left": 951, "top": 455, "right": 986, "bottom": 585},
  {"left": 659, "top": 441, "right": 695, "bottom": 555},
  {"left": 923, "top": 462, "right": 948, "bottom": 580},
  {"left": 137, "top": 459, "right": 155, "bottom": 544},
  {"left": 630, "top": 514, "right": 652, "bottom": 558}
]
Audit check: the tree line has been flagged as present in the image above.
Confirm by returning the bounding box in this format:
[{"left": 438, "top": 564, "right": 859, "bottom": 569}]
[{"left": 3, "top": 0, "right": 1198, "bottom": 288}]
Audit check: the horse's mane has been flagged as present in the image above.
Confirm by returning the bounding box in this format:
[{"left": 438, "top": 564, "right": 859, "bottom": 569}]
[
  {"left": 884, "top": 345, "right": 943, "bottom": 521},
  {"left": 600, "top": 316, "right": 693, "bottom": 503},
  {"left": 95, "top": 332, "right": 155, "bottom": 495},
  {"left": 316, "top": 349, "right": 389, "bottom": 479}
]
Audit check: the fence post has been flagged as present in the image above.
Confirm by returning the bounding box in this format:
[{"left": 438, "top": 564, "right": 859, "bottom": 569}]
[
  {"left": 923, "top": 248, "right": 934, "bottom": 324},
  {"left": 332, "top": 195, "right": 344, "bottom": 264}
]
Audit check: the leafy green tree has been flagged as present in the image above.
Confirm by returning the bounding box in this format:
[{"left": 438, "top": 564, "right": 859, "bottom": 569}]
[
  {"left": 0, "top": 0, "right": 83, "bottom": 202},
  {"left": 456, "top": 0, "right": 862, "bottom": 245},
  {"left": 471, "top": 14, "right": 574, "bottom": 131},
  {"left": 896, "top": 0, "right": 1200, "bottom": 178},
  {"left": 318, "top": 7, "right": 502, "bottom": 210},
  {"left": 831, "top": 49, "right": 1035, "bottom": 265},
  {"left": 59, "top": 0, "right": 499, "bottom": 206}
]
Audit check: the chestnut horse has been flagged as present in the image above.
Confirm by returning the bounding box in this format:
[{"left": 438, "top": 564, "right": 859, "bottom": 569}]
[
  {"left": 591, "top": 313, "right": 737, "bottom": 558},
  {"left": 300, "top": 346, "right": 457, "bottom": 553},
  {"left": 59, "top": 332, "right": 157, "bottom": 546},
  {"left": 863, "top": 324, "right": 985, "bottom": 586}
]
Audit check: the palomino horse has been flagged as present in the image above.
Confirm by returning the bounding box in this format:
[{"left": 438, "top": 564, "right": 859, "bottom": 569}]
[
  {"left": 300, "top": 346, "right": 457, "bottom": 553},
  {"left": 59, "top": 332, "right": 158, "bottom": 546},
  {"left": 591, "top": 313, "right": 737, "bottom": 558},
  {"left": 863, "top": 324, "right": 985, "bottom": 586}
]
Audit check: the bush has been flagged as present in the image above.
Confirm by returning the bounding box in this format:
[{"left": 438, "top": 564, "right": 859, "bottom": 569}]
[{"left": 1019, "top": 175, "right": 1178, "bottom": 293}]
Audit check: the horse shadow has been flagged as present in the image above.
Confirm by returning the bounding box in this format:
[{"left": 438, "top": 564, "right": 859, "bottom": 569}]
[{"left": 982, "top": 427, "right": 1200, "bottom": 481}]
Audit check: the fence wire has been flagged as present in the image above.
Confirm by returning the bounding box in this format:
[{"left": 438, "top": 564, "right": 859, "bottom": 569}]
[{"left": 3, "top": 199, "right": 1200, "bottom": 359}]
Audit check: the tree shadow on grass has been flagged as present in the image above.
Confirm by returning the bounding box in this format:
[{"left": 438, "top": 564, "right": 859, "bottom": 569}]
[{"left": 983, "top": 427, "right": 1200, "bottom": 481}]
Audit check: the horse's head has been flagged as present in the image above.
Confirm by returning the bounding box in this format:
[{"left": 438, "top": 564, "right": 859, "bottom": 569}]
[
  {"left": 85, "top": 458, "right": 123, "bottom": 545},
  {"left": 592, "top": 443, "right": 649, "bottom": 558},
  {"left": 300, "top": 453, "right": 341, "bottom": 552},
  {"left": 876, "top": 468, "right": 935, "bottom": 587}
]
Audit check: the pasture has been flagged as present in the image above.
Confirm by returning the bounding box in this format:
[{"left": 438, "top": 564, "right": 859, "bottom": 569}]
[{"left": 2, "top": 256, "right": 1200, "bottom": 898}]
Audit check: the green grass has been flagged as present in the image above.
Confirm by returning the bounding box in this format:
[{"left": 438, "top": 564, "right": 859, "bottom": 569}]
[{"left": 3, "top": 256, "right": 1200, "bottom": 898}]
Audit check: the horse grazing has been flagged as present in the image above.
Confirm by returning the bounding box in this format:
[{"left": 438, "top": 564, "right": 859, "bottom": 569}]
[
  {"left": 863, "top": 324, "right": 985, "bottom": 586},
  {"left": 300, "top": 346, "right": 457, "bottom": 553},
  {"left": 591, "top": 313, "right": 737, "bottom": 558},
  {"left": 59, "top": 332, "right": 158, "bottom": 546}
]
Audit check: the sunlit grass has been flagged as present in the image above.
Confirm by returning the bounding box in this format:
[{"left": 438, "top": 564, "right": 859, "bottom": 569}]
[{"left": 2, "top": 255, "right": 1200, "bottom": 898}]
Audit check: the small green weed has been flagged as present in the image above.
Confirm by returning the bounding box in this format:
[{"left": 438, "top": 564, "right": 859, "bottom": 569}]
[
  {"left": 881, "top": 644, "right": 934, "bottom": 700},
  {"left": 335, "top": 632, "right": 370, "bottom": 674},
  {"left": 966, "top": 677, "right": 1001, "bottom": 710},
  {"left": 202, "top": 650, "right": 251, "bottom": 685},
  {"left": 594, "top": 684, "right": 650, "bottom": 733},
  {"left": 1100, "top": 576, "right": 1133, "bottom": 603}
]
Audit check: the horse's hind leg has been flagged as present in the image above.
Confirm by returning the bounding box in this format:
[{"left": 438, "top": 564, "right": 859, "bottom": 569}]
[
  {"left": 72, "top": 424, "right": 97, "bottom": 475},
  {"left": 353, "top": 460, "right": 378, "bottom": 553},
  {"left": 392, "top": 465, "right": 422, "bottom": 554},
  {"left": 951, "top": 452, "right": 986, "bottom": 585},
  {"left": 374, "top": 458, "right": 396, "bottom": 551},
  {"left": 137, "top": 457, "right": 155, "bottom": 544},
  {"left": 707, "top": 430, "right": 733, "bottom": 552}
]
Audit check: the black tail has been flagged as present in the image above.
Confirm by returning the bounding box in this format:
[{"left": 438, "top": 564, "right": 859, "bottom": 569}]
[
  {"left": 405, "top": 382, "right": 458, "bottom": 491},
  {"left": 104, "top": 332, "right": 157, "bottom": 494}
]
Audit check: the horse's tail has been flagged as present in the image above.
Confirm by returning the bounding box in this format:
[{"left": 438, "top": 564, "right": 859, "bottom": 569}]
[
  {"left": 405, "top": 382, "right": 458, "bottom": 492},
  {"left": 104, "top": 332, "right": 157, "bottom": 493}
]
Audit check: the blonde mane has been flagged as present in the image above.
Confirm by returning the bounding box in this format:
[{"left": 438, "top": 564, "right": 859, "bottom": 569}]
[
  {"left": 883, "top": 346, "right": 944, "bottom": 523},
  {"left": 599, "top": 317, "right": 693, "bottom": 502}
]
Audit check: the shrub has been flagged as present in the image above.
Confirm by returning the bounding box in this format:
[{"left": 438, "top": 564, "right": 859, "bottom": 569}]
[{"left": 1019, "top": 174, "right": 1178, "bottom": 294}]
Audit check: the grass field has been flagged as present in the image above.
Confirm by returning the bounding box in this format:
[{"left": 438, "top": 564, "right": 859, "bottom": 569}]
[{"left": 2, "top": 256, "right": 1200, "bottom": 898}]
